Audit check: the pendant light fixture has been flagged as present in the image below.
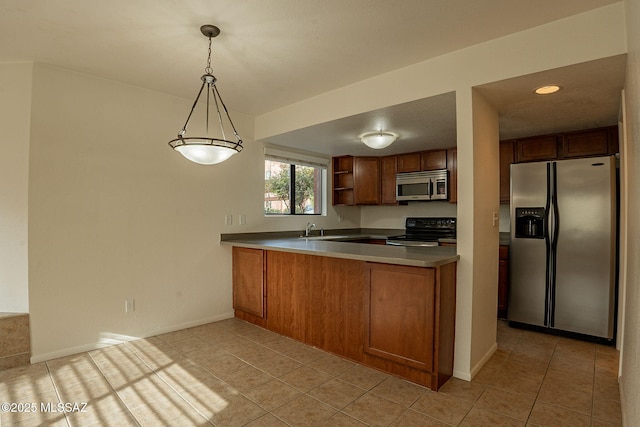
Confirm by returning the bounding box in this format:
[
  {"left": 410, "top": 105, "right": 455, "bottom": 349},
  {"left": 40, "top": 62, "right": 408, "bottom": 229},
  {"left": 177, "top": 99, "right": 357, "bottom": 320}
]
[
  {"left": 168, "top": 25, "right": 243, "bottom": 165},
  {"left": 360, "top": 131, "right": 397, "bottom": 149}
]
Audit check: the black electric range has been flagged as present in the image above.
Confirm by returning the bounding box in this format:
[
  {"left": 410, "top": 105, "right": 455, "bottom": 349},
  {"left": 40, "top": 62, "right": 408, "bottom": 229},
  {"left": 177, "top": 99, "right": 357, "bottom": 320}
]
[{"left": 386, "top": 217, "right": 456, "bottom": 247}]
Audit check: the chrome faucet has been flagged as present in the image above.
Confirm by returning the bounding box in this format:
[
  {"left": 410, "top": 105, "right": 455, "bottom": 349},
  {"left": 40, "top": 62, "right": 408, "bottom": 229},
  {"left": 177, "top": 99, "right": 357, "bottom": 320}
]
[{"left": 305, "top": 222, "right": 317, "bottom": 237}]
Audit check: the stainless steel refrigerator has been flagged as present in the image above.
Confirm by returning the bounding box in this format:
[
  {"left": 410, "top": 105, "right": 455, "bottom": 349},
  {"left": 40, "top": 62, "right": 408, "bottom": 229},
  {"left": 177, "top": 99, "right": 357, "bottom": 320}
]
[{"left": 508, "top": 155, "right": 617, "bottom": 340}]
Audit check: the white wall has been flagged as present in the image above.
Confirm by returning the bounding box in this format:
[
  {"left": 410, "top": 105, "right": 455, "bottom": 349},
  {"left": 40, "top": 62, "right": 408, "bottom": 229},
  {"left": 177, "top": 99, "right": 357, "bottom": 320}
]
[
  {"left": 255, "top": 4, "right": 627, "bottom": 380},
  {"left": 452, "top": 88, "right": 500, "bottom": 379},
  {"left": 620, "top": 0, "right": 639, "bottom": 425},
  {"left": 0, "top": 62, "right": 32, "bottom": 313},
  {"left": 360, "top": 202, "right": 456, "bottom": 229},
  {"left": 25, "top": 63, "right": 352, "bottom": 362},
  {"left": 469, "top": 89, "right": 500, "bottom": 373},
  {"left": 28, "top": 63, "right": 248, "bottom": 360}
]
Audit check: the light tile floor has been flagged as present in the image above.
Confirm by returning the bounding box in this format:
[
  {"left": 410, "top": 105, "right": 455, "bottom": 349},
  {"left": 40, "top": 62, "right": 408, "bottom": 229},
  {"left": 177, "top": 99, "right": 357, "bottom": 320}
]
[{"left": 0, "top": 319, "right": 621, "bottom": 426}]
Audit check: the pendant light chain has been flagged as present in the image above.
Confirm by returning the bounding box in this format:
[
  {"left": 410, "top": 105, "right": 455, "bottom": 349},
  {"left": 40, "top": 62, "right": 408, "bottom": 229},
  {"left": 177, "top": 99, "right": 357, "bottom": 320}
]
[
  {"left": 205, "top": 36, "right": 213, "bottom": 75},
  {"left": 205, "top": 35, "right": 212, "bottom": 136}
]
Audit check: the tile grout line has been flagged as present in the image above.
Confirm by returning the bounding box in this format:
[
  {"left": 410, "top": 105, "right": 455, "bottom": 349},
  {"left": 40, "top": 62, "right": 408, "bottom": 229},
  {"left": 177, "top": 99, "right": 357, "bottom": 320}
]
[
  {"left": 85, "top": 349, "right": 143, "bottom": 427},
  {"left": 121, "top": 339, "right": 218, "bottom": 426},
  {"left": 43, "top": 360, "right": 71, "bottom": 427}
]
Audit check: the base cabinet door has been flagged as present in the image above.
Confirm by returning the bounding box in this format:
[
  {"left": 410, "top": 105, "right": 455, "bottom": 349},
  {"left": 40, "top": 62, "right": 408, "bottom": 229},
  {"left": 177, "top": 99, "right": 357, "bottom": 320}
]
[
  {"left": 232, "top": 247, "right": 266, "bottom": 324},
  {"left": 365, "top": 263, "right": 434, "bottom": 371}
]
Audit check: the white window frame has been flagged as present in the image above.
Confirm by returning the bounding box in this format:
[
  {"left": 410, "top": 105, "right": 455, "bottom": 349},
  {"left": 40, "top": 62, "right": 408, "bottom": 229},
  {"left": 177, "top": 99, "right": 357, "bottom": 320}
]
[{"left": 264, "top": 145, "right": 329, "bottom": 217}]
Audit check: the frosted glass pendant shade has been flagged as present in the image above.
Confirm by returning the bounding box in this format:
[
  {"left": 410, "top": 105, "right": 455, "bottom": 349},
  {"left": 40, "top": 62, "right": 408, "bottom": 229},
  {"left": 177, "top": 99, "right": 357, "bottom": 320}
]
[{"left": 175, "top": 143, "right": 237, "bottom": 165}]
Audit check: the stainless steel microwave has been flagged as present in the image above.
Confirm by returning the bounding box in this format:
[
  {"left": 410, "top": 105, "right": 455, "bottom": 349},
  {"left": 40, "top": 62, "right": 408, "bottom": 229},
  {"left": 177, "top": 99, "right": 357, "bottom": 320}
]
[{"left": 396, "top": 170, "right": 448, "bottom": 201}]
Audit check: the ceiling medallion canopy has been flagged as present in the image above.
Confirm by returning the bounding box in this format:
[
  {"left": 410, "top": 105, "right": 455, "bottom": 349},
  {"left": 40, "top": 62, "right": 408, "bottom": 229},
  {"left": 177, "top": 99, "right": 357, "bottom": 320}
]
[
  {"left": 360, "top": 131, "right": 398, "bottom": 149},
  {"left": 168, "top": 25, "right": 243, "bottom": 165}
]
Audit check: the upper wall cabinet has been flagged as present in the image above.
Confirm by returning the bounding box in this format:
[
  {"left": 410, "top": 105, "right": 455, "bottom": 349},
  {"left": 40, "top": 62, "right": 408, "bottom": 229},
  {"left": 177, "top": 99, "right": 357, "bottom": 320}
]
[
  {"left": 499, "top": 141, "right": 515, "bottom": 204},
  {"left": 509, "top": 126, "right": 618, "bottom": 164},
  {"left": 332, "top": 155, "right": 381, "bottom": 206},
  {"left": 354, "top": 157, "right": 381, "bottom": 205},
  {"left": 447, "top": 148, "right": 457, "bottom": 204},
  {"left": 422, "top": 150, "right": 447, "bottom": 171},
  {"left": 332, "top": 155, "right": 355, "bottom": 206},
  {"left": 561, "top": 127, "right": 619, "bottom": 158},
  {"left": 397, "top": 149, "right": 447, "bottom": 173},
  {"left": 515, "top": 135, "right": 559, "bottom": 163},
  {"left": 380, "top": 155, "right": 398, "bottom": 205},
  {"left": 500, "top": 126, "right": 619, "bottom": 203},
  {"left": 332, "top": 148, "right": 455, "bottom": 206},
  {"left": 397, "top": 153, "right": 421, "bottom": 173}
]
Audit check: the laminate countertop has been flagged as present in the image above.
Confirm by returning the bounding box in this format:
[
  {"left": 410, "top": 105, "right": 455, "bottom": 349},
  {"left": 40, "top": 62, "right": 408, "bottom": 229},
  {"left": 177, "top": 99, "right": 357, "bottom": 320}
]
[{"left": 220, "top": 235, "right": 459, "bottom": 268}]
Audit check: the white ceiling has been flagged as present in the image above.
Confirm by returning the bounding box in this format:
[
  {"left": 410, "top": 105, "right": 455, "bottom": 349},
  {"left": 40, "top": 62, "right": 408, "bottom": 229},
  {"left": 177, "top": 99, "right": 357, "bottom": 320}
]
[{"left": 0, "top": 0, "right": 624, "bottom": 155}]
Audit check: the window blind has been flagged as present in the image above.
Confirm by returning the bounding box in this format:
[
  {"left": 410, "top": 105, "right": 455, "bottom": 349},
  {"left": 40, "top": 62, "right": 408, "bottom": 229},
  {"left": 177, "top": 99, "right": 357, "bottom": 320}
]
[{"left": 264, "top": 146, "right": 329, "bottom": 169}]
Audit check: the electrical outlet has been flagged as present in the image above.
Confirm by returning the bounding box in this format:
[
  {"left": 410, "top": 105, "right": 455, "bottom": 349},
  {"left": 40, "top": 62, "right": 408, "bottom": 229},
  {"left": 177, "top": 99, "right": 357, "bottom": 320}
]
[
  {"left": 239, "top": 214, "right": 246, "bottom": 225},
  {"left": 125, "top": 299, "right": 135, "bottom": 313},
  {"left": 337, "top": 214, "right": 343, "bottom": 223},
  {"left": 225, "top": 214, "right": 233, "bottom": 225}
]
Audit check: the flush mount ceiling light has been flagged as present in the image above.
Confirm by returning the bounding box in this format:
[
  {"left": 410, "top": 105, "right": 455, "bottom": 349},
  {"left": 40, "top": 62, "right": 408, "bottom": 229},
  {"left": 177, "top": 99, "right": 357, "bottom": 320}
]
[
  {"left": 534, "top": 84, "right": 562, "bottom": 95},
  {"left": 360, "top": 131, "right": 398, "bottom": 149},
  {"left": 168, "top": 25, "right": 243, "bottom": 165}
]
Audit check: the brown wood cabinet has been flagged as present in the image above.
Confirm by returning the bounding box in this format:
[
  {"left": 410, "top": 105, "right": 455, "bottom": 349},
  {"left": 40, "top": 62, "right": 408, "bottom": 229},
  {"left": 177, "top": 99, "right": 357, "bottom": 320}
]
[
  {"left": 232, "top": 247, "right": 266, "bottom": 327},
  {"left": 332, "top": 156, "right": 355, "bottom": 206},
  {"left": 515, "top": 135, "right": 558, "bottom": 163},
  {"left": 561, "top": 127, "right": 619, "bottom": 158},
  {"left": 380, "top": 155, "right": 398, "bottom": 205},
  {"left": 397, "top": 152, "right": 421, "bottom": 173},
  {"left": 499, "top": 141, "right": 514, "bottom": 203},
  {"left": 233, "top": 248, "right": 457, "bottom": 390},
  {"left": 332, "top": 147, "right": 455, "bottom": 206},
  {"left": 354, "top": 157, "right": 381, "bottom": 205},
  {"left": 511, "top": 126, "right": 618, "bottom": 163},
  {"left": 498, "top": 245, "right": 509, "bottom": 319},
  {"left": 332, "top": 155, "right": 380, "bottom": 205},
  {"left": 365, "top": 263, "right": 435, "bottom": 371},
  {"left": 447, "top": 148, "right": 457, "bottom": 204},
  {"left": 422, "top": 150, "right": 447, "bottom": 171}
]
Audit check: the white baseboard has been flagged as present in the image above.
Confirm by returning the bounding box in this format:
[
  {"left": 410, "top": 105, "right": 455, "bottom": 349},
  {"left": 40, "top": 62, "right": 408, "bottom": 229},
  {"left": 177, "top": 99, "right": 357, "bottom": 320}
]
[
  {"left": 618, "top": 375, "right": 626, "bottom": 426},
  {"left": 30, "top": 312, "right": 235, "bottom": 364},
  {"left": 453, "top": 341, "right": 498, "bottom": 382},
  {"left": 470, "top": 342, "right": 498, "bottom": 379}
]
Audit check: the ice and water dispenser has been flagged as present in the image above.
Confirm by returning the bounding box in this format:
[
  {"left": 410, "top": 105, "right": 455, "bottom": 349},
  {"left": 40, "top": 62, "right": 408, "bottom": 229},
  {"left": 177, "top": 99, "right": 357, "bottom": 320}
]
[{"left": 514, "top": 207, "right": 545, "bottom": 239}]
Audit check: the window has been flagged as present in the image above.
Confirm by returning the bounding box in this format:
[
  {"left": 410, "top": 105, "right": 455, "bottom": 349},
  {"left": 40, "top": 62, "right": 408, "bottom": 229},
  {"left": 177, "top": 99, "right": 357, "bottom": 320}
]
[{"left": 264, "top": 148, "right": 327, "bottom": 216}]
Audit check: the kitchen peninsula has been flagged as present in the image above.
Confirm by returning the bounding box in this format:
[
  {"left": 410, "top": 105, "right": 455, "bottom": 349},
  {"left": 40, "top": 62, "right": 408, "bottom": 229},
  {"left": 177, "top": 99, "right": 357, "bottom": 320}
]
[{"left": 221, "top": 234, "right": 459, "bottom": 390}]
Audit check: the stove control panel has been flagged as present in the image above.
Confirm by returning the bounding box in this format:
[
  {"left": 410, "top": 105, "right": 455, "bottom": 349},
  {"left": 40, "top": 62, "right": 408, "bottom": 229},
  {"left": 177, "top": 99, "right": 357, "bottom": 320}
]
[{"left": 406, "top": 217, "right": 456, "bottom": 230}]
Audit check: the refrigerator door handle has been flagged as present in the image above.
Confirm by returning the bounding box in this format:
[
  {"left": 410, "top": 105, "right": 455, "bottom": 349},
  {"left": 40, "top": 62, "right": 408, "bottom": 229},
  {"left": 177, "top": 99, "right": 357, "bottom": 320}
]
[
  {"left": 544, "top": 163, "right": 552, "bottom": 327},
  {"left": 549, "top": 162, "right": 560, "bottom": 328}
]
